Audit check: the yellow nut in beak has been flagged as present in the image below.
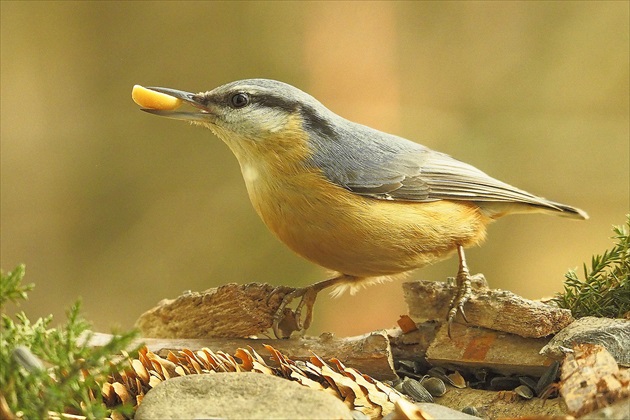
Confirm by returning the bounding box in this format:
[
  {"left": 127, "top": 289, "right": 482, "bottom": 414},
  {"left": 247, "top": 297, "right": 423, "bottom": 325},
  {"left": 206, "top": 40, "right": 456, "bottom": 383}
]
[{"left": 132, "top": 85, "right": 182, "bottom": 110}]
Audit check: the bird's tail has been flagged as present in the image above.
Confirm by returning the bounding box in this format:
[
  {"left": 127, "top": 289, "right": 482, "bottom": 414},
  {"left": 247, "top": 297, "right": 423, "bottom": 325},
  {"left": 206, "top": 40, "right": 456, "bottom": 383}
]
[
  {"left": 479, "top": 199, "right": 589, "bottom": 220},
  {"left": 538, "top": 200, "right": 589, "bottom": 220}
]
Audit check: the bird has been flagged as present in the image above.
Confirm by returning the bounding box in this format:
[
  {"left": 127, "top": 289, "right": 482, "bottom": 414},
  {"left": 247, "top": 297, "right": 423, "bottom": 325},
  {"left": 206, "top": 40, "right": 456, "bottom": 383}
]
[{"left": 135, "top": 79, "right": 588, "bottom": 338}]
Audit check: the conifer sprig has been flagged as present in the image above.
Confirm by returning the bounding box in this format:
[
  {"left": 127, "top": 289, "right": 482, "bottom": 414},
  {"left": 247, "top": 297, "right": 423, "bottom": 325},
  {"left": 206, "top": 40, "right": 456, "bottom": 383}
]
[
  {"left": 554, "top": 215, "right": 630, "bottom": 318},
  {"left": 0, "top": 265, "right": 138, "bottom": 419}
]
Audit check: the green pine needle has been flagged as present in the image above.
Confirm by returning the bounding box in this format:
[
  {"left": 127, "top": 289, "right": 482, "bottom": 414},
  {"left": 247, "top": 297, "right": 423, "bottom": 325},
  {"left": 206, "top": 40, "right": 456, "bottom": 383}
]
[
  {"left": 0, "top": 264, "right": 33, "bottom": 308},
  {"left": 553, "top": 215, "right": 630, "bottom": 318},
  {"left": 0, "top": 264, "right": 139, "bottom": 419}
]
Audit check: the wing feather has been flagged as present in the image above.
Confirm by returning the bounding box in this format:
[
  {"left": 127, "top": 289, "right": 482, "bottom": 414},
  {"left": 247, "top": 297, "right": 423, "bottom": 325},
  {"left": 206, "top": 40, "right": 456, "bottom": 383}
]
[{"left": 308, "top": 118, "right": 565, "bottom": 212}]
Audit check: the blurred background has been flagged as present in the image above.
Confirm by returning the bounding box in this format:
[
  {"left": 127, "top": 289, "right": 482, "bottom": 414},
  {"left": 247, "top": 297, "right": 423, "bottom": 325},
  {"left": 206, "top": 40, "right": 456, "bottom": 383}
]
[{"left": 1, "top": 1, "right": 628, "bottom": 337}]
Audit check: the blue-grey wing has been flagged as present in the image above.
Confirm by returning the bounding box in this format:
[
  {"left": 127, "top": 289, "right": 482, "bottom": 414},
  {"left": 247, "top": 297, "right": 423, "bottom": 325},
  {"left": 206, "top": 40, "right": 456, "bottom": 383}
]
[{"left": 307, "top": 118, "right": 559, "bottom": 209}]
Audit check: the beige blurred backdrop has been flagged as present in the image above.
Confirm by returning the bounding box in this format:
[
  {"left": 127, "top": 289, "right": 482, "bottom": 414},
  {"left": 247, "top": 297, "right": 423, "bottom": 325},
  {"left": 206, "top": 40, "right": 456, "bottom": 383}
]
[{"left": 1, "top": 1, "right": 628, "bottom": 336}]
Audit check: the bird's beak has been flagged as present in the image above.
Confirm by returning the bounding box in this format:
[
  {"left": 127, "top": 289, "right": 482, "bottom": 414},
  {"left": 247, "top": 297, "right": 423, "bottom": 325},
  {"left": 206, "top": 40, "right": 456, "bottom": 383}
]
[{"left": 141, "top": 87, "right": 214, "bottom": 122}]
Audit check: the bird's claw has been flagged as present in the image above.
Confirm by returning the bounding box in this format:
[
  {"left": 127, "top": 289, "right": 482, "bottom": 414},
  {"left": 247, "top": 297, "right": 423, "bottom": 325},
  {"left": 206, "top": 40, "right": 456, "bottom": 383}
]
[
  {"left": 447, "top": 245, "right": 473, "bottom": 338},
  {"left": 447, "top": 272, "right": 472, "bottom": 338},
  {"left": 268, "top": 286, "right": 319, "bottom": 338}
]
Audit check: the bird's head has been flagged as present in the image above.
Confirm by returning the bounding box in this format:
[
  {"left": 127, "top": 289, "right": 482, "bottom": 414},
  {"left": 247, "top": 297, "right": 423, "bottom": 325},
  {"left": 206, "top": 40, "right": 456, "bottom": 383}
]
[{"left": 141, "top": 79, "right": 336, "bottom": 167}]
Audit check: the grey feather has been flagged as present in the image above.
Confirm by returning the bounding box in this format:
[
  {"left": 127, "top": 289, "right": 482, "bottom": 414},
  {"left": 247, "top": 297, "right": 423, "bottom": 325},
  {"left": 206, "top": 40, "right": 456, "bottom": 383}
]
[{"left": 305, "top": 108, "right": 581, "bottom": 216}]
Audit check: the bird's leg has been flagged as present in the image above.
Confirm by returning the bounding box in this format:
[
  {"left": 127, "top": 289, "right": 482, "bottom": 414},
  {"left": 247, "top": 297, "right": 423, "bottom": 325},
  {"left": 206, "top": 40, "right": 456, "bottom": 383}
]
[
  {"left": 447, "top": 245, "right": 472, "bottom": 337},
  {"left": 269, "top": 274, "right": 355, "bottom": 338}
]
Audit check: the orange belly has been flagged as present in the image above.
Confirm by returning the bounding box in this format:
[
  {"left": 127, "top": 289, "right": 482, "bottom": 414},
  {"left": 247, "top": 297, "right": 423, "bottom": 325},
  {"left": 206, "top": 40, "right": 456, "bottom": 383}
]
[{"left": 244, "top": 169, "right": 490, "bottom": 277}]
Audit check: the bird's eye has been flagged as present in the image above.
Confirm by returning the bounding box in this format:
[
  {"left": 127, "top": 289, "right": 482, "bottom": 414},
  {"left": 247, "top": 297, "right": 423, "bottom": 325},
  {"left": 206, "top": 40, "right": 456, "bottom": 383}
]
[{"left": 230, "top": 92, "right": 250, "bottom": 108}]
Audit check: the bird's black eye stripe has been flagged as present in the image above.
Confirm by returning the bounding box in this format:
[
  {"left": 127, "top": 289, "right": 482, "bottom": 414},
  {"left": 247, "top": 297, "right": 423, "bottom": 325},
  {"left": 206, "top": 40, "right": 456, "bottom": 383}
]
[{"left": 230, "top": 92, "right": 250, "bottom": 108}]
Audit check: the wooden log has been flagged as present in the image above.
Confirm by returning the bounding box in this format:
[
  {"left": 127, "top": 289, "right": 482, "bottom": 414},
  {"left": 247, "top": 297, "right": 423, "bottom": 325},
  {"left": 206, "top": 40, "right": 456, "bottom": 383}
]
[
  {"left": 87, "top": 330, "right": 398, "bottom": 380},
  {"left": 403, "top": 277, "right": 574, "bottom": 338},
  {"left": 135, "top": 283, "right": 284, "bottom": 339}
]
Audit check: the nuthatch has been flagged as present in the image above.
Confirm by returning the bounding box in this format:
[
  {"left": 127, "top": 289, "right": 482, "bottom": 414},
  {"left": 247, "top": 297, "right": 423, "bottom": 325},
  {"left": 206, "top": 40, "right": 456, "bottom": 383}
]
[{"left": 137, "top": 79, "right": 588, "bottom": 337}]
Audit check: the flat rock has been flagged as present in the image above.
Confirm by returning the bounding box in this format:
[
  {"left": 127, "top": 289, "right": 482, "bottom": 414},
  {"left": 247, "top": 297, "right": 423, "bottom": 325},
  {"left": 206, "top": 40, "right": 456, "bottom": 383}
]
[
  {"left": 540, "top": 317, "right": 630, "bottom": 366},
  {"left": 135, "top": 372, "right": 353, "bottom": 420},
  {"left": 426, "top": 323, "right": 556, "bottom": 377}
]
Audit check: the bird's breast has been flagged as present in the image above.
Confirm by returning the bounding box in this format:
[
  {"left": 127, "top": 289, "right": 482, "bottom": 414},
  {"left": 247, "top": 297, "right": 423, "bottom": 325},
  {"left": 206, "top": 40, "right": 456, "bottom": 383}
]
[{"left": 239, "top": 161, "right": 490, "bottom": 277}]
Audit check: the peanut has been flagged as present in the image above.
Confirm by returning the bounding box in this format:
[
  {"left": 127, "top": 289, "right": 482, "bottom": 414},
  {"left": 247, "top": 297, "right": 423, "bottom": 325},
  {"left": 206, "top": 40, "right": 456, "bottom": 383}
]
[{"left": 132, "top": 85, "right": 182, "bottom": 110}]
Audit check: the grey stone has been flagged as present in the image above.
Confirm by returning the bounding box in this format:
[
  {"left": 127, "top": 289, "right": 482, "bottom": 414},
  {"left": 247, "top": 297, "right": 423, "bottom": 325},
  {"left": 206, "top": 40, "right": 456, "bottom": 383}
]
[
  {"left": 540, "top": 317, "right": 630, "bottom": 366},
  {"left": 135, "top": 372, "right": 354, "bottom": 419}
]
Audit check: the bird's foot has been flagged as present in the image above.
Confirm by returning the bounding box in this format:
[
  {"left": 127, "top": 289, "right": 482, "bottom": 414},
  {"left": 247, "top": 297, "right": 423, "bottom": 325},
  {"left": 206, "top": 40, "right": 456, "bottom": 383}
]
[
  {"left": 266, "top": 274, "right": 356, "bottom": 339},
  {"left": 267, "top": 285, "right": 320, "bottom": 339},
  {"left": 447, "top": 245, "right": 472, "bottom": 338},
  {"left": 447, "top": 271, "right": 472, "bottom": 337}
]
